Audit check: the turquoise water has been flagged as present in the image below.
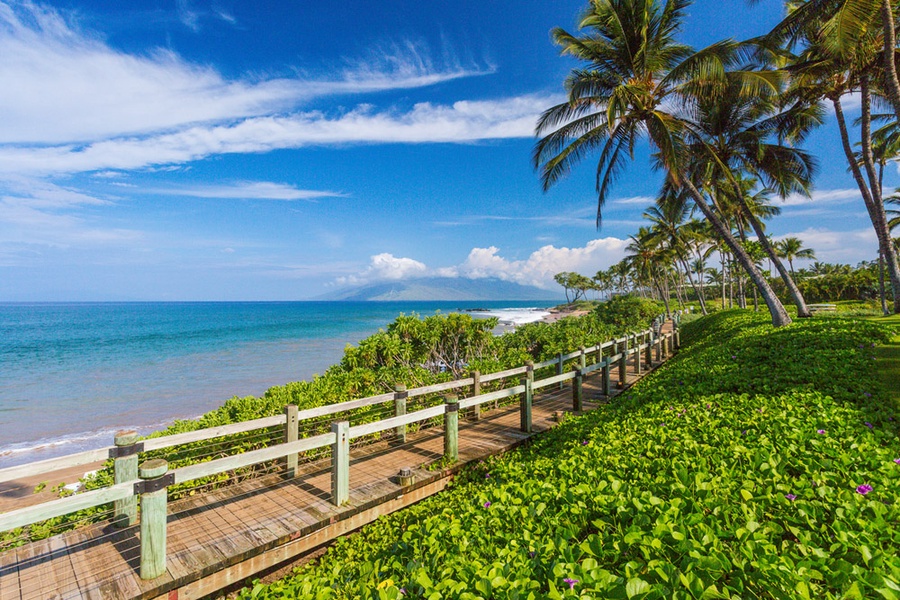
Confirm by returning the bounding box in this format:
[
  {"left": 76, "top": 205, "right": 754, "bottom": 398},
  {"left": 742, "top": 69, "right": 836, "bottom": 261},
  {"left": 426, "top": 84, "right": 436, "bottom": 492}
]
[{"left": 0, "top": 301, "right": 552, "bottom": 467}]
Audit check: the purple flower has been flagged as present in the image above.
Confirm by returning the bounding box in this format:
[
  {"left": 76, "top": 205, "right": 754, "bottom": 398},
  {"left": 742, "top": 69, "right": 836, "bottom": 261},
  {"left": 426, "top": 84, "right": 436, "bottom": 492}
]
[
  {"left": 894, "top": 458, "right": 900, "bottom": 465},
  {"left": 582, "top": 440, "right": 589, "bottom": 446},
  {"left": 563, "top": 578, "right": 579, "bottom": 590},
  {"left": 865, "top": 422, "right": 874, "bottom": 429},
  {"left": 890, "top": 417, "right": 896, "bottom": 422},
  {"left": 400, "top": 589, "right": 406, "bottom": 595},
  {"left": 706, "top": 403, "right": 711, "bottom": 409},
  {"left": 483, "top": 501, "right": 491, "bottom": 508},
  {"left": 856, "top": 484, "right": 873, "bottom": 495},
  {"left": 817, "top": 429, "right": 826, "bottom": 434},
  {"left": 485, "top": 473, "right": 491, "bottom": 479},
  {"left": 864, "top": 392, "right": 872, "bottom": 398},
  {"left": 741, "top": 430, "right": 747, "bottom": 436},
  {"left": 785, "top": 494, "right": 797, "bottom": 501},
  {"left": 731, "top": 355, "right": 736, "bottom": 359},
  {"left": 660, "top": 422, "right": 666, "bottom": 427},
  {"left": 529, "top": 551, "right": 536, "bottom": 558}
]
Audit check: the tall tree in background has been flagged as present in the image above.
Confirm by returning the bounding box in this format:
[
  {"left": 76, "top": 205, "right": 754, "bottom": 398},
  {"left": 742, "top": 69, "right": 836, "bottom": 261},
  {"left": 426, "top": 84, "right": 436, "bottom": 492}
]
[
  {"left": 534, "top": 0, "right": 793, "bottom": 326},
  {"left": 776, "top": 236, "right": 817, "bottom": 274}
]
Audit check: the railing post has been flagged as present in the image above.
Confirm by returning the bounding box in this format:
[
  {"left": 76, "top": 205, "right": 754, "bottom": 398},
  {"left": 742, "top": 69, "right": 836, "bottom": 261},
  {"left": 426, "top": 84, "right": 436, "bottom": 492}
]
[
  {"left": 444, "top": 394, "right": 459, "bottom": 462},
  {"left": 470, "top": 371, "right": 481, "bottom": 421},
  {"left": 635, "top": 333, "right": 643, "bottom": 377},
  {"left": 557, "top": 352, "right": 565, "bottom": 390},
  {"left": 573, "top": 369, "right": 583, "bottom": 413},
  {"left": 393, "top": 384, "right": 408, "bottom": 443},
  {"left": 644, "top": 332, "right": 652, "bottom": 368},
  {"left": 579, "top": 346, "right": 587, "bottom": 370},
  {"left": 138, "top": 459, "right": 169, "bottom": 580},
  {"left": 655, "top": 331, "right": 662, "bottom": 362},
  {"left": 602, "top": 359, "right": 611, "bottom": 396},
  {"left": 113, "top": 430, "right": 139, "bottom": 528},
  {"left": 521, "top": 362, "right": 533, "bottom": 433},
  {"left": 284, "top": 405, "right": 298, "bottom": 477},
  {"left": 675, "top": 328, "right": 681, "bottom": 349},
  {"left": 618, "top": 336, "right": 628, "bottom": 388},
  {"left": 331, "top": 421, "right": 349, "bottom": 506}
]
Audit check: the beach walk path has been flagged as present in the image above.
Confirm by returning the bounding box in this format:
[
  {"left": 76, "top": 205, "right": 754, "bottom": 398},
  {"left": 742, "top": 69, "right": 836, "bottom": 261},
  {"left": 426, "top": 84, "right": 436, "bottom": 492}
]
[{"left": 0, "top": 319, "right": 677, "bottom": 600}]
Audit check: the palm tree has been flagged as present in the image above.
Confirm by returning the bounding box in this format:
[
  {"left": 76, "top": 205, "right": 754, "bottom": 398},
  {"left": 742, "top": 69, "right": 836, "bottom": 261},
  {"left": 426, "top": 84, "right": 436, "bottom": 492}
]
[
  {"left": 771, "top": 3, "right": 900, "bottom": 312},
  {"left": 679, "top": 71, "right": 819, "bottom": 317},
  {"left": 776, "top": 237, "right": 817, "bottom": 275},
  {"left": 534, "top": 0, "right": 793, "bottom": 326},
  {"left": 643, "top": 191, "right": 709, "bottom": 314}
]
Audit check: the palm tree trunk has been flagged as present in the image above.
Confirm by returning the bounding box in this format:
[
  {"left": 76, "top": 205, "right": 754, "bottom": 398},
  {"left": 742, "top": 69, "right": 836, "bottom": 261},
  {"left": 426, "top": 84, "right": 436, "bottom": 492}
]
[
  {"left": 734, "top": 192, "right": 811, "bottom": 316},
  {"left": 682, "top": 179, "right": 792, "bottom": 326},
  {"left": 678, "top": 255, "right": 707, "bottom": 315},
  {"left": 880, "top": 251, "right": 889, "bottom": 315},
  {"left": 833, "top": 93, "right": 900, "bottom": 313},
  {"left": 882, "top": 0, "right": 900, "bottom": 120},
  {"left": 720, "top": 252, "right": 727, "bottom": 310}
]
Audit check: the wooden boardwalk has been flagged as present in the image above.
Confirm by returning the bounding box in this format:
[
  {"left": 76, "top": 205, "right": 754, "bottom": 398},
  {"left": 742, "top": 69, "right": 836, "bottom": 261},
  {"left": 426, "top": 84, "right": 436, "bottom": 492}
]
[{"left": 0, "top": 324, "right": 675, "bottom": 600}]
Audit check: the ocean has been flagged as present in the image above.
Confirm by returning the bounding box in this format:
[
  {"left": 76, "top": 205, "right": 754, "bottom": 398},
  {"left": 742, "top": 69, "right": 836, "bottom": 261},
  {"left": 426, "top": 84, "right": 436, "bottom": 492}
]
[{"left": 0, "top": 301, "right": 553, "bottom": 468}]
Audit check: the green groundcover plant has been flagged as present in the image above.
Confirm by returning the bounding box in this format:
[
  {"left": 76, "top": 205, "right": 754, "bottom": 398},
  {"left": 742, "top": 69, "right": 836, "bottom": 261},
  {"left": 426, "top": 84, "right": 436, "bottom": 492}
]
[
  {"left": 1, "top": 299, "right": 664, "bottom": 550},
  {"left": 238, "top": 311, "right": 899, "bottom": 600}
]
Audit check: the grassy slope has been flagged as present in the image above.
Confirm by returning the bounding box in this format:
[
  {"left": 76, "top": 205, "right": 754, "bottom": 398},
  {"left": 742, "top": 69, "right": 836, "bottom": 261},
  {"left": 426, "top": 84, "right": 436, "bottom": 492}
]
[
  {"left": 239, "top": 311, "right": 900, "bottom": 600},
  {"left": 868, "top": 314, "right": 900, "bottom": 408}
]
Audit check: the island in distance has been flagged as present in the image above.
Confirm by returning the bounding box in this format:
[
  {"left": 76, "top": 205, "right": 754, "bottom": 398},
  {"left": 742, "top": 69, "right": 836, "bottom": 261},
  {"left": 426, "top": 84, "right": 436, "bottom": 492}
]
[{"left": 324, "top": 277, "right": 564, "bottom": 301}]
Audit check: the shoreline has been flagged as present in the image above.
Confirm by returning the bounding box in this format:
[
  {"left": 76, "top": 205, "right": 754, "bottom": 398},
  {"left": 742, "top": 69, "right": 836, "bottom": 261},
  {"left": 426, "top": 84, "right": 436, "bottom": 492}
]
[{"left": 1, "top": 301, "right": 562, "bottom": 472}]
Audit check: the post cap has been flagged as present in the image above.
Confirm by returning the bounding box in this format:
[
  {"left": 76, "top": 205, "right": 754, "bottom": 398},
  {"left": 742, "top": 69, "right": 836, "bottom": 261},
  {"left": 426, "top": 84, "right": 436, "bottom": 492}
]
[
  {"left": 139, "top": 458, "right": 168, "bottom": 479},
  {"left": 114, "top": 430, "right": 139, "bottom": 446}
]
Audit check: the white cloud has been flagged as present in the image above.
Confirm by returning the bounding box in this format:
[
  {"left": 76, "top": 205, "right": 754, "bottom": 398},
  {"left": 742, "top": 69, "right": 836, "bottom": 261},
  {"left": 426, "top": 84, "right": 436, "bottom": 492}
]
[
  {"left": 335, "top": 238, "right": 629, "bottom": 289},
  {"left": 145, "top": 181, "right": 347, "bottom": 201},
  {"left": 337, "top": 253, "right": 428, "bottom": 285},
  {"left": 777, "top": 227, "right": 877, "bottom": 265},
  {"left": 452, "top": 239, "right": 629, "bottom": 287},
  {"left": 611, "top": 195, "right": 655, "bottom": 206},
  {"left": 776, "top": 188, "right": 861, "bottom": 207},
  {"left": 0, "top": 2, "right": 490, "bottom": 146},
  {"left": 0, "top": 94, "right": 553, "bottom": 176}
]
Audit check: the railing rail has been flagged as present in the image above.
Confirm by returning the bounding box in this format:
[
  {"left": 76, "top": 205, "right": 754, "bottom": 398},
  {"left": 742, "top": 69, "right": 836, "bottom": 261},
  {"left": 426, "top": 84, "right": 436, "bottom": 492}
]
[{"left": 0, "top": 311, "right": 684, "bottom": 581}]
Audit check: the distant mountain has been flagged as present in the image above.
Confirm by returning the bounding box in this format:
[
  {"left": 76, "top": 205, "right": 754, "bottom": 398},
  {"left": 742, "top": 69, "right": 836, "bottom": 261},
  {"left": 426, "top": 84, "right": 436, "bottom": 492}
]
[{"left": 324, "top": 277, "right": 563, "bottom": 301}]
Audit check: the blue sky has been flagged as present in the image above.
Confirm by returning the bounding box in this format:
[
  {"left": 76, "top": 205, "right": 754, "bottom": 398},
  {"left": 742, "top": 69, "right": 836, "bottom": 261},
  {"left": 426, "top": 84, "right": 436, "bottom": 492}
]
[{"left": 0, "top": 0, "right": 887, "bottom": 301}]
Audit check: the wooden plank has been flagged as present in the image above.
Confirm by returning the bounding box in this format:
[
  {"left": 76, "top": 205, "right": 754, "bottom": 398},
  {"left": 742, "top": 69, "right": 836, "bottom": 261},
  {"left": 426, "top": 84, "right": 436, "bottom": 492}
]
[
  {"left": 172, "top": 432, "right": 335, "bottom": 485},
  {"left": 46, "top": 535, "right": 79, "bottom": 600},
  {"left": 407, "top": 379, "right": 473, "bottom": 398},
  {"left": 294, "top": 393, "right": 394, "bottom": 421},
  {"left": 478, "top": 366, "right": 527, "bottom": 383},
  {"left": 532, "top": 371, "right": 577, "bottom": 391},
  {"left": 348, "top": 405, "right": 444, "bottom": 440},
  {"left": 0, "top": 481, "right": 132, "bottom": 533},
  {"left": 457, "top": 385, "right": 526, "bottom": 410},
  {"left": 0, "top": 448, "right": 110, "bottom": 484},
  {"left": 0, "top": 547, "right": 18, "bottom": 600},
  {"left": 164, "top": 475, "right": 455, "bottom": 600},
  {"left": 141, "top": 415, "right": 285, "bottom": 452}
]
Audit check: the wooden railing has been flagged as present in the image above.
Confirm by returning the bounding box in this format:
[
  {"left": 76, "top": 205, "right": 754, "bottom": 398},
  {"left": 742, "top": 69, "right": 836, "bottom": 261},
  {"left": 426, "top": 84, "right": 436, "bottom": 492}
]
[{"left": 0, "top": 312, "right": 683, "bottom": 580}]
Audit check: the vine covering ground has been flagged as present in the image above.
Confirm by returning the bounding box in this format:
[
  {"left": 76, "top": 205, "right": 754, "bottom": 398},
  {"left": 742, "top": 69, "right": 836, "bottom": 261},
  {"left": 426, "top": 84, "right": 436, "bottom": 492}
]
[{"left": 238, "top": 311, "right": 900, "bottom": 600}]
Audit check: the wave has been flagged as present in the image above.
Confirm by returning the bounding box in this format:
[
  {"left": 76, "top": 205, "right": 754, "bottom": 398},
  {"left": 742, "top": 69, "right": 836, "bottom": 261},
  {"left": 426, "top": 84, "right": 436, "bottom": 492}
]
[
  {"left": 468, "top": 307, "right": 550, "bottom": 326},
  {"left": 0, "top": 416, "right": 190, "bottom": 469}
]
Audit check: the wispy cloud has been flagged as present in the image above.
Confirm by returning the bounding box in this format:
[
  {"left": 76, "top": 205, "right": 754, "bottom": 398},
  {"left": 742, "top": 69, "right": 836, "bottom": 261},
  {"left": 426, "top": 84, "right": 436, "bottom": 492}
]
[
  {"left": 777, "top": 227, "right": 877, "bottom": 264},
  {"left": 611, "top": 195, "right": 655, "bottom": 206},
  {"left": 0, "top": 2, "right": 492, "bottom": 146},
  {"left": 0, "top": 95, "right": 553, "bottom": 176},
  {"left": 776, "top": 188, "right": 860, "bottom": 207},
  {"left": 144, "top": 181, "right": 347, "bottom": 201}
]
